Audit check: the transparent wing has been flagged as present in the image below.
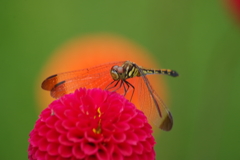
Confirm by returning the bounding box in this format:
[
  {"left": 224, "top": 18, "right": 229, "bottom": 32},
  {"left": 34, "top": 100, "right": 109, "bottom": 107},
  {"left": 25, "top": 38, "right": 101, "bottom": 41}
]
[
  {"left": 135, "top": 67, "right": 173, "bottom": 131},
  {"left": 42, "top": 61, "right": 124, "bottom": 98}
]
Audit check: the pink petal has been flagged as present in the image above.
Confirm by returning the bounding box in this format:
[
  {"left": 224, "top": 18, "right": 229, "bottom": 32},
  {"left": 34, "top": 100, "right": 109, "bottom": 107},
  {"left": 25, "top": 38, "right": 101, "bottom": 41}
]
[
  {"left": 117, "top": 142, "right": 133, "bottom": 156},
  {"left": 132, "top": 143, "right": 143, "bottom": 154},
  {"left": 81, "top": 141, "right": 98, "bottom": 155},
  {"left": 113, "top": 121, "right": 130, "bottom": 131},
  {"left": 40, "top": 108, "right": 51, "bottom": 121},
  {"left": 54, "top": 120, "right": 67, "bottom": 134},
  {"left": 46, "top": 129, "right": 59, "bottom": 142},
  {"left": 62, "top": 119, "right": 75, "bottom": 130},
  {"left": 140, "top": 140, "right": 152, "bottom": 152},
  {"left": 38, "top": 125, "right": 50, "bottom": 136},
  {"left": 44, "top": 154, "right": 57, "bottom": 160},
  {"left": 72, "top": 144, "right": 86, "bottom": 159},
  {"left": 89, "top": 88, "right": 108, "bottom": 105},
  {"left": 129, "top": 117, "right": 144, "bottom": 128},
  {"left": 38, "top": 138, "right": 48, "bottom": 151},
  {"left": 47, "top": 143, "right": 59, "bottom": 156},
  {"left": 67, "top": 128, "right": 84, "bottom": 142},
  {"left": 125, "top": 131, "right": 139, "bottom": 145},
  {"left": 96, "top": 147, "right": 109, "bottom": 160},
  {"left": 29, "top": 131, "right": 41, "bottom": 147},
  {"left": 85, "top": 130, "right": 103, "bottom": 143},
  {"left": 34, "top": 150, "right": 46, "bottom": 160},
  {"left": 112, "top": 132, "right": 126, "bottom": 143},
  {"left": 134, "top": 128, "right": 147, "bottom": 141},
  {"left": 58, "top": 134, "right": 73, "bottom": 146},
  {"left": 112, "top": 150, "right": 123, "bottom": 160},
  {"left": 99, "top": 142, "right": 114, "bottom": 155},
  {"left": 45, "top": 116, "right": 58, "bottom": 128},
  {"left": 86, "top": 155, "right": 98, "bottom": 160},
  {"left": 58, "top": 145, "right": 72, "bottom": 158}
]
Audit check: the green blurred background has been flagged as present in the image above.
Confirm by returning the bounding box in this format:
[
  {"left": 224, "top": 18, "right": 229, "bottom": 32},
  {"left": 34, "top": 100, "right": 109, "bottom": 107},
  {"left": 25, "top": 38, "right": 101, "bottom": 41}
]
[{"left": 1, "top": 1, "right": 240, "bottom": 160}]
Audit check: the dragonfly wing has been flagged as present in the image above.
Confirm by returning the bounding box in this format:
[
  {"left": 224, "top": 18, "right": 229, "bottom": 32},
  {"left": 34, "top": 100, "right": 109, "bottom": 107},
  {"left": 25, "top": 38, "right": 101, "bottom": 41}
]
[
  {"left": 42, "top": 61, "right": 124, "bottom": 98},
  {"left": 136, "top": 70, "right": 173, "bottom": 131}
]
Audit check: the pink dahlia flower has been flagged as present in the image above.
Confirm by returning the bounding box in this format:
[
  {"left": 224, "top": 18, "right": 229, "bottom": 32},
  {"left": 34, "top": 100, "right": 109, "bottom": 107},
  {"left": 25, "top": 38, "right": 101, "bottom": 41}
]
[{"left": 28, "top": 88, "right": 155, "bottom": 160}]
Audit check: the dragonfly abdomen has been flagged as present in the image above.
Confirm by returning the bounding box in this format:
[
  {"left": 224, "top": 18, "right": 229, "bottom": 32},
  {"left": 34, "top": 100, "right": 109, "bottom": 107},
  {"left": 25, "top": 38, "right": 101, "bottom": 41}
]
[{"left": 142, "top": 69, "right": 178, "bottom": 77}]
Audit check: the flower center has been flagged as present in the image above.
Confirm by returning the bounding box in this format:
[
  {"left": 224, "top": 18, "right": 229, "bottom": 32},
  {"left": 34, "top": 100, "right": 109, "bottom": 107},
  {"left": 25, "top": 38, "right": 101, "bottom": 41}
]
[{"left": 92, "top": 107, "right": 102, "bottom": 134}]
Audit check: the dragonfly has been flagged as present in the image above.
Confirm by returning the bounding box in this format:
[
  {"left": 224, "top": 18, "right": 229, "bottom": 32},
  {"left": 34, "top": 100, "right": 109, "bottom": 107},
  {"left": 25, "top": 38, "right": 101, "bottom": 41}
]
[{"left": 42, "top": 61, "right": 179, "bottom": 131}]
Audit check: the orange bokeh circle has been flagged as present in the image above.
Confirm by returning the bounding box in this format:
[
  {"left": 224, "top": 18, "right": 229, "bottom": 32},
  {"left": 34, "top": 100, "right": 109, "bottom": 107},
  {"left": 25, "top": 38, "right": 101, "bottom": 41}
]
[{"left": 35, "top": 34, "right": 169, "bottom": 132}]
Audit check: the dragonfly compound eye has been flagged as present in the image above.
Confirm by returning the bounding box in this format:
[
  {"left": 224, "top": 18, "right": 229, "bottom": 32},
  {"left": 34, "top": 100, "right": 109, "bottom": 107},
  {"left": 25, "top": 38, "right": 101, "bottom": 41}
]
[{"left": 110, "top": 68, "right": 119, "bottom": 80}]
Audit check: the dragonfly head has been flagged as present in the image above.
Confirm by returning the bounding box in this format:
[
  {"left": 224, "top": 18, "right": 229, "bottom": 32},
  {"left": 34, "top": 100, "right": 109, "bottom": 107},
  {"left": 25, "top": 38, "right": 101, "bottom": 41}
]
[{"left": 110, "top": 65, "right": 125, "bottom": 80}]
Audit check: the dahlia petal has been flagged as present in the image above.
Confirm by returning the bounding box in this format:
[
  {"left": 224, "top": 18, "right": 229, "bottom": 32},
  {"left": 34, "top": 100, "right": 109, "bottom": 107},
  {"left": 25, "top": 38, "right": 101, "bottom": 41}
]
[
  {"left": 117, "top": 142, "right": 133, "bottom": 156},
  {"left": 118, "top": 113, "right": 133, "bottom": 122},
  {"left": 45, "top": 116, "right": 58, "bottom": 128},
  {"left": 129, "top": 117, "right": 144, "bottom": 128},
  {"left": 76, "top": 118, "right": 93, "bottom": 131},
  {"left": 55, "top": 120, "right": 67, "bottom": 134},
  {"left": 75, "top": 88, "right": 87, "bottom": 99},
  {"left": 147, "top": 136, "right": 156, "bottom": 146},
  {"left": 47, "top": 143, "right": 59, "bottom": 156},
  {"left": 64, "top": 109, "right": 78, "bottom": 119},
  {"left": 51, "top": 104, "right": 67, "bottom": 119},
  {"left": 125, "top": 153, "right": 139, "bottom": 160},
  {"left": 29, "top": 131, "right": 41, "bottom": 147},
  {"left": 88, "top": 88, "right": 108, "bottom": 105},
  {"left": 99, "top": 142, "right": 114, "bottom": 155},
  {"left": 134, "top": 128, "right": 148, "bottom": 141},
  {"left": 146, "top": 151, "right": 155, "bottom": 160},
  {"left": 81, "top": 141, "right": 98, "bottom": 155},
  {"left": 58, "top": 134, "right": 74, "bottom": 146},
  {"left": 107, "top": 99, "right": 124, "bottom": 113},
  {"left": 137, "top": 153, "right": 148, "bottom": 160},
  {"left": 44, "top": 154, "right": 57, "bottom": 160},
  {"left": 85, "top": 130, "right": 103, "bottom": 142},
  {"left": 112, "top": 150, "right": 123, "bottom": 160},
  {"left": 140, "top": 140, "right": 152, "bottom": 152},
  {"left": 38, "top": 137, "right": 48, "bottom": 151},
  {"left": 38, "top": 125, "right": 50, "bottom": 136},
  {"left": 96, "top": 146, "right": 109, "bottom": 160},
  {"left": 102, "top": 124, "right": 115, "bottom": 135},
  {"left": 62, "top": 119, "right": 76, "bottom": 130},
  {"left": 39, "top": 108, "right": 52, "bottom": 121},
  {"left": 57, "top": 156, "right": 69, "bottom": 160},
  {"left": 132, "top": 142, "right": 143, "bottom": 154},
  {"left": 81, "top": 95, "right": 96, "bottom": 115},
  {"left": 125, "top": 131, "right": 139, "bottom": 145},
  {"left": 113, "top": 121, "right": 130, "bottom": 131},
  {"left": 67, "top": 128, "right": 84, "bottom": 142},
  {"left": 86, "top": 155, "right": 98, "bottom": 160},
  {"left": 28, "top": 145, "right": 38, "bottom": 160},
  {"left": 46, "top": 129, "right": 59, "bottom": 142},
  {"left": 58, "top": 145, "right": 72, "bottom": 158},
  {"left": 112, "top": 131, "right": 126, "bottom": 143},
  {"left": 72, "top": 144, "right": 85, "bottom": 159},
  {"left": 121, "top": 109, "right": 137, "bottom": 121},
  {"left": 35, "top": 150, "right": 46, "bottom": 160}
]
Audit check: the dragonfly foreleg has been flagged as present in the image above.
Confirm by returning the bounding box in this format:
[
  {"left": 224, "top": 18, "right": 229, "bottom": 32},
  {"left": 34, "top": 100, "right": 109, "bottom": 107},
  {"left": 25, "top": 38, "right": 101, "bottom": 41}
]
[
  {"left": 105, "top": 80, "right": 120, "bottom": 91},
  {"left": 124, "top": 80, "right": 135, "bottom": 102}
]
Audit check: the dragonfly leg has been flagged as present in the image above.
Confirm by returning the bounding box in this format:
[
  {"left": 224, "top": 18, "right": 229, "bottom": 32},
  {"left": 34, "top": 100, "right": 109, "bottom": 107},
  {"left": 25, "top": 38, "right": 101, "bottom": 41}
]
[
  {"left": 105, "top": 80, "right": 120, "bottom": 91},
  {"left": 124, "top": 80, "right": 135, "bottom": 102},
  {"left": 105, "top": 80, "right": 125, "bottom": 94},
  {"left": 122, "top": 81, "right": 128, "bottom": 96}
]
